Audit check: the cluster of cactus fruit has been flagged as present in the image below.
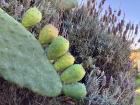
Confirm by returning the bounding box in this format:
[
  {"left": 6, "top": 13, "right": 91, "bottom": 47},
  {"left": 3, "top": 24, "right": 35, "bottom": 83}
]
[
  {"left": 39, "top": 27, "right": 87, "bottom": 99},
  {"left": 22, "top": 7, "right": 87, "bottom": 99},
  {"left": 0, "top": 6, "right": 86, "bottom": 99}
]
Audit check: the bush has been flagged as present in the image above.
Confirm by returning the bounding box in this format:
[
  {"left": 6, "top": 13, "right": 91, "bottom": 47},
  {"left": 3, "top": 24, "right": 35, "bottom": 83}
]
[
  {"left": 82, "top": 66, "right": 135, "bottom": 105},
  {"left": 58, "top": 0, "right": 137, "bottom": 76}
]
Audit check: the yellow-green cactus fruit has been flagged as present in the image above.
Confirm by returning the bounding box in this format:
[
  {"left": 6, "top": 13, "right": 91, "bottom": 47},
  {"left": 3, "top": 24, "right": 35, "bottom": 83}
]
[
  {"left": 61, "top": 64, "right": 85, "bottom": 84},
  {"left": 54, "top": 52, "right": 75, "bottom": 71},
  {"left": 47, "top": 36, "right": 69, "bottom": 60},
  {"left": 63, "top": 82, "right": 87, "bottom": 99},
  {"left": 50, "top": 0, "right": 78, "bottom": 10},
  {"left": 39, "top": 24, "right": 59, "bottom": 44},
  {"left": 22, "top": 7, "right": 42, "bottom": 28},
  {"left": 58, "top": 0, "right": 78, "bottom": 10}
]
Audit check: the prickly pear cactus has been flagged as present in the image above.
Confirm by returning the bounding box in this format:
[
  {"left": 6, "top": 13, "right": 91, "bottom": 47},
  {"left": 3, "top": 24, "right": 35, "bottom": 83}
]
[
  {"left": 61, "top": 64, "right": 86, "bottom": 84},
  {"left": 47, "top": 36, "right": 69, "bottom": 60},
  {"left": 63, "top": 82, "right": 87, "bottom": 99},
  {"left": 38, "top": 23, "right": 87, "bottom": 98},
  {"left": 22, "top": 7, "right": 42, "bottom": 28},
  {"left": 0, "top": 8, "right": 62, "bottom": 97},
  {"left": 54, "top": 52, "right": 75, "bottom": 71},
  {"left": 39, "top": 24, "right": 59, "bottom": 44}
]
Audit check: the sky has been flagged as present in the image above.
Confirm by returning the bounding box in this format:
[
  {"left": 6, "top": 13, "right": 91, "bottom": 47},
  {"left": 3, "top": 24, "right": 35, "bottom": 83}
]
[
  {"left": 105, "top": 0, "right": 140, "bottom": 24},
  {"left": 79, "top": 0, "right": 140, "bottom": 24},
  {"left": 105, "top": 0, "right": 140, "bottom": 49},
  {"left": 79, "top": 0, "right": 140, "bottom": 49}
]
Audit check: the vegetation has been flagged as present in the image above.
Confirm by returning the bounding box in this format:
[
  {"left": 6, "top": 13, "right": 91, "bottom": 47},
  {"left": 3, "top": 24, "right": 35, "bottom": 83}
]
[{"left": 0, "top": 0, "right": 139, "bottom": 105}]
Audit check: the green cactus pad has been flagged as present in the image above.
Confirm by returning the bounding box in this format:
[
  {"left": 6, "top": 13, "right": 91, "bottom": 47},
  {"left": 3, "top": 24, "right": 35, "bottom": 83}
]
[
  {"left": 54, "top": 52, "right": 75, "bottom": 71},
  {"left": 63, "top": 82, "right": 87, "bottom": 99},
  {"left": 0, "top": 9, "right": 62, "bottom": 97},
  {"left": 22, "top": 7, "right": 42, "bottom": 28},
  {"left": 61, "top": 64, "right": 86, "bottom": 84},
  {"left": 47, "top": 36, "right": 69, "bottom": 60}
]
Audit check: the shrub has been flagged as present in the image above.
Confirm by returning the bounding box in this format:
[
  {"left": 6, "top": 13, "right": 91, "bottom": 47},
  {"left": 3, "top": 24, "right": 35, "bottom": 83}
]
[
  {"left": 57, "top": 0, "right": 138, "bottom": 76},
  {"left": 80, "top": 65, "right": 136, "bottom": 105}
]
